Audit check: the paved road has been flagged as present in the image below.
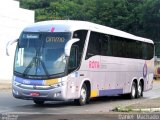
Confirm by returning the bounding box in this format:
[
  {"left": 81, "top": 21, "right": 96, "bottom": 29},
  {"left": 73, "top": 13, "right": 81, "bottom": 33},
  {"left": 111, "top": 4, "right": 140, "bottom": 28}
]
[{"left": 0, "top": 81, "right": 160, "bottom": 120}]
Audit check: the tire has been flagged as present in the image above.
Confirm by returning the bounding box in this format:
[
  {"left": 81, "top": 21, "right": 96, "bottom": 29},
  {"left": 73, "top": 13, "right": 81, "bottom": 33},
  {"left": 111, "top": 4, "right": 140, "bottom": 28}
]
[
  {"left": 128, "top": 82, "right": 137, "bottom": 99},
  {"left": 33, "top": 100, "right": 45, "bottom": 105},
  {"left": 137, "top": 82, "right": 143, "bottom": 98},
  {"left": 74, "top": 84, "right": 89, "bottom": 106}
]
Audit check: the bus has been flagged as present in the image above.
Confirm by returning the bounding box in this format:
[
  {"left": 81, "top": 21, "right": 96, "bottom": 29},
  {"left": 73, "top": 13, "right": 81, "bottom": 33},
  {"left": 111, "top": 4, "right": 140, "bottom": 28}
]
[{"left": 11, "top": 20, "right": 154, "bottom": 105}]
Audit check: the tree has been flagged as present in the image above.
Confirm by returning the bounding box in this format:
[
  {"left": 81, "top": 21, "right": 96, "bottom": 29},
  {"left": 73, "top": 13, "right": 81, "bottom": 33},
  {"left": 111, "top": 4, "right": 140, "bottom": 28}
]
[{"left": 19, "top": 0, "right": 160, "bottom": 56}]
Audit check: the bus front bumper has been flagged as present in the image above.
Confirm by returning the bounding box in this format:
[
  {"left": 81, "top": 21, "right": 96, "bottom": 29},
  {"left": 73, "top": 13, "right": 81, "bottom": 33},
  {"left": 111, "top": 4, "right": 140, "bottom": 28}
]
[{"left": 12, "top": 83, "right": 68, "bottom": 101}]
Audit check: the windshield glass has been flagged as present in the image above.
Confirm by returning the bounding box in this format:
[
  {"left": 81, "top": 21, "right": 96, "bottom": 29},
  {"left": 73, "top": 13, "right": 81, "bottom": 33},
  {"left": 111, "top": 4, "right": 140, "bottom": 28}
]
[{"left": 14, "top": 32, "right": 71, "bottom": 78}]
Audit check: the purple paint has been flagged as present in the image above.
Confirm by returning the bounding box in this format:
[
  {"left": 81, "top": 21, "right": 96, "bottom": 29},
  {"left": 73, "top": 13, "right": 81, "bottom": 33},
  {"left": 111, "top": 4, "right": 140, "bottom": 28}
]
[
  {"left": 14, "top": 76, "right": 44, "bottom": 86},
  {"left": 157, "top": 67, "right": 160, "bottom": 74},
  {"left": 143, "top": 63, "right": 148, "bottom": 78},
  {"left": 99, "top": 89, "right": 123, "bottom": 96}
]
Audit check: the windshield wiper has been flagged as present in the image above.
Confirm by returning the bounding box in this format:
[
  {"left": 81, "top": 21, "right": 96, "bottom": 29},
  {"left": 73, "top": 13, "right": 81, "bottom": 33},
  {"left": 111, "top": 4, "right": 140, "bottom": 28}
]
[
  {"left": 22, "top": 57, "right": 35, "bottom": 77},
  {"left": 22, "top": 41, "right": 50, "bottom": 77},
  {"left": 36, "top": 57, "right": 49, "bottom": 77},
  {"left": 22, "top": 56, "right": 49, "bottom": 78}
]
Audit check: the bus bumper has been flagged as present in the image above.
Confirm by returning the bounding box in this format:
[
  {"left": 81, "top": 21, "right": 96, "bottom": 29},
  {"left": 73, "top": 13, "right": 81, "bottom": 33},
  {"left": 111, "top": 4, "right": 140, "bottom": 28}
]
[{"left": 12, "top": 83, "right": 68, "bottom": 101}]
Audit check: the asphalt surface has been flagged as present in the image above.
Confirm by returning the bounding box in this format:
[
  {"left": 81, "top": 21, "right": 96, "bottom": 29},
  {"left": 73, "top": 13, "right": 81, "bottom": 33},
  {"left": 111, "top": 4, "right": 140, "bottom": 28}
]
[{"left": 0, "top": 81, "right": 160, "bottom": 120}]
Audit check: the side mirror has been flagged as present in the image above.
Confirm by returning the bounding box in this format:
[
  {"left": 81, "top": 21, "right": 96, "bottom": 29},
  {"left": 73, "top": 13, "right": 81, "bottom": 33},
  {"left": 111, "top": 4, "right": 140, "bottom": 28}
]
[
  {"left": 65, "top": 38, "right": 80, "bottom": 56},
  {"left": 6, "top": 39, "right": 18, "bottom": 56}
]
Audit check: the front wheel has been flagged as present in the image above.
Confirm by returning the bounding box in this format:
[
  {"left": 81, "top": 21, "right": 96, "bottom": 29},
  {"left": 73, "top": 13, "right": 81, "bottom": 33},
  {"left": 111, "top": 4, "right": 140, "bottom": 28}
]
[{"left": 74, "top": 84, "right": 89, "bottom": 106}]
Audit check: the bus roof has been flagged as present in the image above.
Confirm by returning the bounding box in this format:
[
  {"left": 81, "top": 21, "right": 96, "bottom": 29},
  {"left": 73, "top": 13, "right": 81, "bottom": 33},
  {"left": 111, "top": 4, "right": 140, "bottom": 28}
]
[{"left": 23, "top": 20, "right": 154, "bottom": 44}]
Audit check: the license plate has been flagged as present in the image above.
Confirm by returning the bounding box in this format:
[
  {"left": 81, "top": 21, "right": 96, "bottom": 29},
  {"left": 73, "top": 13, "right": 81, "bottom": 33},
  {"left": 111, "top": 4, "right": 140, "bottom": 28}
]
[{"left": 30, "top": 92, "right": 40, "bottom": 97}]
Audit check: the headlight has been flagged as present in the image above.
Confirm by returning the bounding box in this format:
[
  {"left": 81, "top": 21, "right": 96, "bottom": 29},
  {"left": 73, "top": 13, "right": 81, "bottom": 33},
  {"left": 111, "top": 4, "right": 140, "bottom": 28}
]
[
  {"left": 51, "top": 82, "right": 64, "bottom": 88},
  {"left": 13, "top": 81, "right": 21, "bottom": 86}
]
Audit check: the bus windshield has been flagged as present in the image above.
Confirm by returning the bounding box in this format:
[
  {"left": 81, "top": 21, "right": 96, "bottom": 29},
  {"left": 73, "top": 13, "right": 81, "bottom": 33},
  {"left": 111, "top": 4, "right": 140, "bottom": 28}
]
[{"left": 14, "top": 32, "right": 71, "bottom": 78}]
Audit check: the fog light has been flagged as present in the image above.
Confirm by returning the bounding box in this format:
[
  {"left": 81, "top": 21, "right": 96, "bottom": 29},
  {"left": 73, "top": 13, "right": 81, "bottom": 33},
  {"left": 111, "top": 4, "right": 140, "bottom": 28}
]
[
  {"left": 54, "top": 92, "right": 61, "bottom": 97},
  {"left": 13, "top": 89, "right": 19, "bottom": 95}
]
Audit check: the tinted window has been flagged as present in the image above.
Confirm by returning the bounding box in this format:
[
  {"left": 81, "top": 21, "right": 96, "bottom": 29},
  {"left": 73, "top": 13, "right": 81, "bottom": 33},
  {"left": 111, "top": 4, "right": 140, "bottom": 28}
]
[
  {"left": 72, "top": 30, "right": 88, "bottom": 66},
  {"left": 85, "top": 31, "right": 154, "bottom": 60},
  {"left": 100, "top": 34, "right": 109, "bottom": 56},
  {"left": 109, "top": 37, "right": 154, "bottom": 60},
  {"left": 86, "top": 32, "right": 101, "bottom": 59},
  {"left": 147, "top": 43, "right": 154, "bottom": 59},
  {"left": 68, "top": 30, "right": 88, "bottom": 73}
]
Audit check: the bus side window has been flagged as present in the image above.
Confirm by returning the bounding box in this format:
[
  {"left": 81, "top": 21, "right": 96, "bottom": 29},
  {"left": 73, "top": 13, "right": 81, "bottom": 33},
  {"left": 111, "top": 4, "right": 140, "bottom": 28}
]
[
  {"left": 146, "top": 43, "right": 154, "bottom": 60},
  {"left": 72, "top": 30, "right": 88, "bottom": 66},
  {"left": 142, "top": 43, "right": 147, "bottom": 59},
  {"left": 86, "top": 32, "right": 101, "bottom": 59},
  {"left": 135, "top": 41, "right": 142, "bottom": 59},
  {"left": 101, "top": 34, "right": 109, "bottom": 56}
]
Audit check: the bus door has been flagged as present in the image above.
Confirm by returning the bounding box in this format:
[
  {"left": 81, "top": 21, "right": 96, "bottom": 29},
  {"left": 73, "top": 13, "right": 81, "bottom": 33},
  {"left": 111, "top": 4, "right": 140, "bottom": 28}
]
[{"left": 85, "top": 31, "right": 106, "bottom": 97}]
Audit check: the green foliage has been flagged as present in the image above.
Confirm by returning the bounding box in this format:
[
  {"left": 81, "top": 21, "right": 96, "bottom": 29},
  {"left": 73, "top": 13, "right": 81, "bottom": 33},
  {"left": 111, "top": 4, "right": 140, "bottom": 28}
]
[{"left": 19, "top": 0, "right": 160, "bottom": 56}]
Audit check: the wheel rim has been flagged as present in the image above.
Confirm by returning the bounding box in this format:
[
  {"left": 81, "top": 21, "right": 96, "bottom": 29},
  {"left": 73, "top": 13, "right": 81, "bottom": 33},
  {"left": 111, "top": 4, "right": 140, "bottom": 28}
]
[
  {"left": 80, "top": 87, "right": 87, "bottom": 102},
  {"left": 132, "top": 84, "right": 136, "bottom": 98},
  {"left": 138, "top": 84, "right": 142, "bottom": 96}
]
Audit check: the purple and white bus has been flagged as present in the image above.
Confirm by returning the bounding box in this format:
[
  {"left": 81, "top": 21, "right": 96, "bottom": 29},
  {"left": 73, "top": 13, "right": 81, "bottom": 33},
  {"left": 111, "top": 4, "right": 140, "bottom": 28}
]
[{"left": 11, "top": 20, "right": 154, "bottom": 105}]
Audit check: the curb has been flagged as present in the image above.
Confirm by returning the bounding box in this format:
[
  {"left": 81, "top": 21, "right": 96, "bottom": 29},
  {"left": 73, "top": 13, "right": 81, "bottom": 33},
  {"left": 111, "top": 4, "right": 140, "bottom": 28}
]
[{"left": 115, "top": 107, "right": 160, "bottom": 112}]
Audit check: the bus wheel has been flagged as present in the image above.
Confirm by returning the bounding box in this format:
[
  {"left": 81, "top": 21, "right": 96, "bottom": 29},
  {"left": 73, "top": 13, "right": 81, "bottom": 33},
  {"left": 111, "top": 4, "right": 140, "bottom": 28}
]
[
  {"left": 129, "top": 82, "right": 137, "bottom": 99},
  {"left": 137, "top": 82, "right": 143, "bottom": 98},
  {"left": 33, "top": 100, "right": 45, "bottom": 105},
  {"left": 74, "top": 84, "right": 88, "bottom": 106}
]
